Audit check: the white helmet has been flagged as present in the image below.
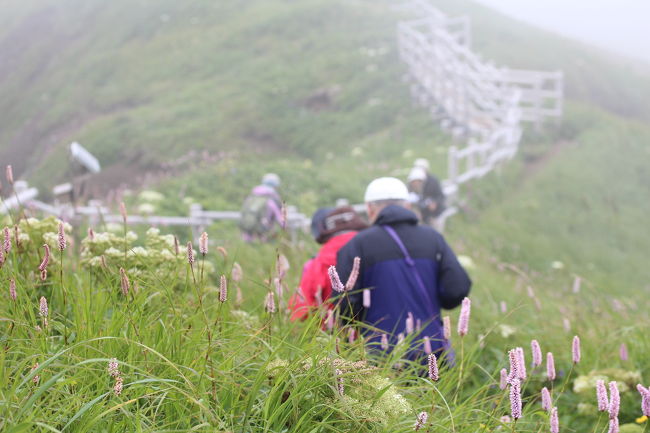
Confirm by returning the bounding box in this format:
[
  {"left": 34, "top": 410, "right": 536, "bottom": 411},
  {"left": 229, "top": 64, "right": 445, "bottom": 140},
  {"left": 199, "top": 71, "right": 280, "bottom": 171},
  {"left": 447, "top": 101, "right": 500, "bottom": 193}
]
[
  {"left": 414, "top": 158, "right": 430, "bottom": 171},
  {"left": 407, "top": 166, "right": 427, "bottom": 182},
  {"left": 262, "top": 173, "right": 280, "bottom": 188},
  {"left": 364, "top": 177, "right": 410, "bottom": 203}
]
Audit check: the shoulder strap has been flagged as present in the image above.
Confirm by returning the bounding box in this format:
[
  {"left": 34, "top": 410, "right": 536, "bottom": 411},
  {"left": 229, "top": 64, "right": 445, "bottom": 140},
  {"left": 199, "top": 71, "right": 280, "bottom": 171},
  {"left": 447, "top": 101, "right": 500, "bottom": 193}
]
[{"left": 381, "top": 225, "right": 434, "bottom": 315}]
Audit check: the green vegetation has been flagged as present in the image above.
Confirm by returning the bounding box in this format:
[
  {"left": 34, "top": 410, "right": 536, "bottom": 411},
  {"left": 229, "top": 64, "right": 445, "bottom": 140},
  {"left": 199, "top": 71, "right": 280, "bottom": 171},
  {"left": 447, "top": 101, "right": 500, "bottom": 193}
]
[
  {"left": 1, "top": 0, "right": 650, "bottom": 431},
  {"left": 1, "top": 215, "right": 648, "bottom": 432}
]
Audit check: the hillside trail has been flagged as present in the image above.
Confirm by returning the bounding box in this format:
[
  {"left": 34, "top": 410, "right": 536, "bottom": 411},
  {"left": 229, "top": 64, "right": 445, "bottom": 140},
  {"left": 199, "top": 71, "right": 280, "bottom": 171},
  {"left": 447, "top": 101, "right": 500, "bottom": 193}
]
[
  {"left": 458, "top": 139, "right": 573, "bottom": 221},
  {"left": 520, "top": 139, "right": 574, "bottom": 184}
]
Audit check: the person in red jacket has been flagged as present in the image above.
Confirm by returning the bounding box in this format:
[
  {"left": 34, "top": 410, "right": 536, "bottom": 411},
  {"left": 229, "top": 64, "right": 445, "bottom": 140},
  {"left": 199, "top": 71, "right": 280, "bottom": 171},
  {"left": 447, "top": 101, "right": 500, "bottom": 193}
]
[{"left": 289, "top": 206, "right": 368, "bottom": 321}]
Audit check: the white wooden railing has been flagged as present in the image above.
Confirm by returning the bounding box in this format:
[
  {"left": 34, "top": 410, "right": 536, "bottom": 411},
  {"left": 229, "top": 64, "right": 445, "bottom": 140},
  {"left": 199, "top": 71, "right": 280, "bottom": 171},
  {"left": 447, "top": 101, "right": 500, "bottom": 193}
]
[
  {"left": 397, "top": 0, "right": 563, "bottom": 221},
  {"left": 2, "top": 192, "right": 311, "bottom": 242},
  {"left": 2, "top": 2, "right": 563, "bottom": 237}
]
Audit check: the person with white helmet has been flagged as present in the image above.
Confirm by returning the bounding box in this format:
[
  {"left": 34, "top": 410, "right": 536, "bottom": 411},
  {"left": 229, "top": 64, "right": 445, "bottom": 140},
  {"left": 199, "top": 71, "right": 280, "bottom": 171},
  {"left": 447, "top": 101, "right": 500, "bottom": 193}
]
[
  {"left": 239, "top": 173, "right": 284, "bottom": 242},
  {"left": 410, "top": 158, "right": 446, "bottom": 224},
  {"left": 335, "top": 177, "right": 471, "bottom": 363}
]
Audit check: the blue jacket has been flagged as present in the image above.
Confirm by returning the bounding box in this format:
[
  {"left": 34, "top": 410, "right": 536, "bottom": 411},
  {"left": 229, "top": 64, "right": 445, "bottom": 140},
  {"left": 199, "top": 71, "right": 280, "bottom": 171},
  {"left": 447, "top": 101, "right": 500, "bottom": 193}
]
[{"left": 335, "top": 205, "right": 471, "bottom": 358}]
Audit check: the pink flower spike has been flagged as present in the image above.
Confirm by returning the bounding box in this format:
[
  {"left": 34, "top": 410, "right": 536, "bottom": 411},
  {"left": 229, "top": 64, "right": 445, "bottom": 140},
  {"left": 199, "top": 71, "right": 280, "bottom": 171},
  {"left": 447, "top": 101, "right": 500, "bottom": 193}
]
[
  {"left": 550, "top": 406, "right": 559, "bottom": 433},
  {"left": 362, "top": 289, "right": 371, "bottom": 308},
  {"left": 348, "top": 328, "right": 356, "bottom": 344},
  {"left": 380, "top": 333, "right": 388, "bottom": 351},
  {"left": 637, "top": 384, "right": 650, "bottom": 416},
  {"left": 3, "top": 226, "right": 10, "bottom": 254},
  {"left": 344, "top": 257, "right": 360, "bottom": 291},
  {"left": 326, "top": 309, "right": 334, "bottom": 331},
  {"left": 13, "top": 225, "right": 20, "bottom": 248},
  {"left": 9, "top": 278, "right": 16, "bottom": 301},
  {"left": 572, "top": 276, "right": 581, "bottom": 293},
  {"left": 619, "top": 343, "right": 628, "bottom": 361},
  {"left": 119, "top": 268, "right": 130, "bottom": 296},
  {"left": 265, "top": 292, "right": 276, "bottom": 314},
  {"left": 499, "top": 368, "right": 508, "bottom": 390},
  {"left": 108, "top": 358, "right": 120, "bottom": 377},
  {"left": 199, "top": 232, "right": 208, "bottom": 255},
  {"left": 186, "top": 242, "right": 194, "bottom": 265},
  {"left": 572, "top": 335, "right": 581, "bottom": 364},
  {"left": 30, "top": 363, "right": 40, "bottom": 384},
  {"left": 114, "top": 376, "right": 124, "bottom": 396},
  {"left": 335, "top": 368, "right": 344, "bottom": 396},
  {"left": 508, "top": 349, "right": 520, "bottom": 383},
  {"left": 608, "top": 417, "right": 619, "bottom": 433},
  {"left": 414, "top": 411, "right": 428, "bottom": 431},
  {"left": 276, "top": 254, "right": 289, "bottom": 279},
  {"left": 423, "top": 336, "right": 432, "bottom": 354},
  {"left": 39, "top": 296, "right": 48, "bottom": 317},
  {"left": 597, "top": 380, "right": 609, "bottom": 411},
  {"left": 428, "top": 353, "right": 439, "bottom": 381},
  {"left": 457, "top": 297, "right": 471, "bottom": 337},
  {"left": 5, "top": 165, "right": 13, "bottom": 184},
  {"left": 509, "top": 378, "right": 522, "bottom": 419},
  {"left": 39, "top": 244, "right": 50, "bottom": 272},
  {"left": 119, "top": 202, "right": 127, "bottom": 224},
  {"left": 546, "top": 352, "right": 556, "bottom": 381},
  {"left": 541, "top": 387, "right": 552, "bottom": 412},
  {"left": 500, "top": 301, "right": 507, "bottom": 313},
  {"left": 57, "top": 222, "right": 66, "bottom": 251},
  {"left": 273, "top": 277, "right": 283, "bottom": 299},
  {"left": 443, "top": 316, "right": 451, "bottom": 340},
  {"left": 608, "top": 381, "right": 620, "bottom": 419},
  {"left": 231, "top": 262, "right": 243, "bottom": 283},
  {"left": 516, "top": 347, "right": 527, "bottom": 380},
  {"left": 219, "top": 275, "right": 227, "bottom": 302},
  {"left": 531, "top": 339, "right": 542, "bottom": 368},
  {"left": 405, "top": 312, "right": 414, "bottom": 335},
  {"left": 328, "top": 266, "right": 344, "bottom": 293}
]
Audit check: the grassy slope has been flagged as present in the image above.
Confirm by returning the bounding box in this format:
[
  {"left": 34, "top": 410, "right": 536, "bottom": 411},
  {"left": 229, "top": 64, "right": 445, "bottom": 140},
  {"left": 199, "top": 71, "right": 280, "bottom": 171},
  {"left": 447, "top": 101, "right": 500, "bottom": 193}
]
[
  {"left": 1, "top": 1, "right": 650, "bottom": 431},
  {"left": 0, "top": 0, "right": 648, "bottom": 324},
  {"left": 0, "top": 0, "right": 451, "bottom": 190},
  {"left": 1, "top": 0, "right": 648, "bottom": 313}
]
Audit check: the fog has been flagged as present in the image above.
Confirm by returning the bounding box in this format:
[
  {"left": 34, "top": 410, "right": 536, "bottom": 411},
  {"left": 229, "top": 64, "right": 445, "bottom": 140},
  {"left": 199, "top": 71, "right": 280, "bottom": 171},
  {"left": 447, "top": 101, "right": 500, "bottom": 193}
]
[{"left": 475, "top": 0, "right": 650, "bottom": 63}]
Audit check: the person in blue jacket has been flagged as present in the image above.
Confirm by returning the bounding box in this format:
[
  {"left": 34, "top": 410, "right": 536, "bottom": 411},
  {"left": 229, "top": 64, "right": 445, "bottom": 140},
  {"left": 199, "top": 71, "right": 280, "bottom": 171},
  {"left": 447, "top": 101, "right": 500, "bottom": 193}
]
[{"left": 335, "top": 177, "right": 471, "bottom": 362}]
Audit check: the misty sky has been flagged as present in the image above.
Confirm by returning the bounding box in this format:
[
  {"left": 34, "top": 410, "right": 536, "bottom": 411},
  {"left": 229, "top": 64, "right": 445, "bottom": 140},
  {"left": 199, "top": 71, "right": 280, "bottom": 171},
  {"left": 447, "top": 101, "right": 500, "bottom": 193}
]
[{"left": 475, "top": 0, "right": 650, "bottom": 63}]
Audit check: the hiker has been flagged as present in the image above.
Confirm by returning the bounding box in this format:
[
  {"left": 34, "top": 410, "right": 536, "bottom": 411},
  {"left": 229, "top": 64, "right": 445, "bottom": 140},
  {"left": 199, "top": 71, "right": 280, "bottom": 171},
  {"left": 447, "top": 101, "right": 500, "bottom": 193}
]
[
  {"left": 239, "top": 173, "right": 284, "bottom": 242},
  {"left": 289, "top": 206, "right": 368, "bottom": 321},
  {"left": 408, "top": 158, "right": 446, "bottom": 225},
  {"left": 335, "top": 177, "right": 471, "bottom": 361}
]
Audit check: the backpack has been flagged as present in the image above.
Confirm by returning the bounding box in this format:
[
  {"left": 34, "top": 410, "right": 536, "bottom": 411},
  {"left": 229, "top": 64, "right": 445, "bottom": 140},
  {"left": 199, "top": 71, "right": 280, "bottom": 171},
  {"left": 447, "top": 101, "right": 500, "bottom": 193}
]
[{"left": 239, "top": 194, "right": 272, "bottom": 234}]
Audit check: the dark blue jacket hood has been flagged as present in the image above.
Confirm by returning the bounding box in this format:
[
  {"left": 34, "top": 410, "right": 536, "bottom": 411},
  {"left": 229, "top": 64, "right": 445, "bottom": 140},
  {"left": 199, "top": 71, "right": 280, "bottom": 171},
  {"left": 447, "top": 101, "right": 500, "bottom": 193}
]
[{"left": 373, "top": 205, "right": 419, "bottom": 226}]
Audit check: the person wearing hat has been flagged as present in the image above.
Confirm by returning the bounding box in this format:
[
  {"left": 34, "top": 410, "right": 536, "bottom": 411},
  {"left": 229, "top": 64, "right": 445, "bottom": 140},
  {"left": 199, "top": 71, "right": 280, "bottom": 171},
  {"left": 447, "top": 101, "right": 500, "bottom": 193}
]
[
  {"left": 239, "top": 173, "right": 284, "bottom": 242},
  {"left": 410, "top": 159, "right": 446, "bottom": 224},
  {"left": 335, "top": 177, "right": 471, "bottom": 361},
  {"left": 289, "top": 206, "right": 368, "bottom": 321}
]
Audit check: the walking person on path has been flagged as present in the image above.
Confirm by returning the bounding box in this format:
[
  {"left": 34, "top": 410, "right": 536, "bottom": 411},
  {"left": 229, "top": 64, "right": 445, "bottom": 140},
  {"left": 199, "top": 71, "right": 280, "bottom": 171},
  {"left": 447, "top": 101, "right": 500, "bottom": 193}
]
[{"left": 335, "top": 177, "right": 471, "bottom": 361}]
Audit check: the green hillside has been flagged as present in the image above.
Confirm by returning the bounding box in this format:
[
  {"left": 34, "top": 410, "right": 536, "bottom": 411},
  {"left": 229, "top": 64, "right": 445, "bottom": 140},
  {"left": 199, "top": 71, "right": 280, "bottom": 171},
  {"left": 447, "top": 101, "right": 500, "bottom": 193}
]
[
  {"left": 1, "top": 0, "right": 649, "bottom": 297},
  {"left": 2, "top": 0, "right": 650, "bottom": 188},
  {"left": 2, "top": 1, "right": 650, "bottom": 431},
  {"left": 0, "top": 0, "right": 452, "bottom": 190}
]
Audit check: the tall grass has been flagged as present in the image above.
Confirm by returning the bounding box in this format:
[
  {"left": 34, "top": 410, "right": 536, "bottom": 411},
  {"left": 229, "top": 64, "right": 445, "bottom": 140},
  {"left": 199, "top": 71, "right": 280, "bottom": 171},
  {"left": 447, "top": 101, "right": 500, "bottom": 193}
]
[{"left": 1, "top": 213, "right": 648, "bottom": 432}]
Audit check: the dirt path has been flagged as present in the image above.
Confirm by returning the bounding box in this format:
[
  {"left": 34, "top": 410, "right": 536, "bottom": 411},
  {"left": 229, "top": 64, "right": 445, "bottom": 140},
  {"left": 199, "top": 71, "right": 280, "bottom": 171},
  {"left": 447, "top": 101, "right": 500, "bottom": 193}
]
[{"left": 520, "top": 139, "right": 574, "bottom": 184}]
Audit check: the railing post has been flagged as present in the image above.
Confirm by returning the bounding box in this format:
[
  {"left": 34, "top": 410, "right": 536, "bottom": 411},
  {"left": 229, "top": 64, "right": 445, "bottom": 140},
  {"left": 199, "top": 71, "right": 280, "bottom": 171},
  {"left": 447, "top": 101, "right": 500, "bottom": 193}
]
[{"left": 448, "top": 145, "right": 458, "bottom": 185}]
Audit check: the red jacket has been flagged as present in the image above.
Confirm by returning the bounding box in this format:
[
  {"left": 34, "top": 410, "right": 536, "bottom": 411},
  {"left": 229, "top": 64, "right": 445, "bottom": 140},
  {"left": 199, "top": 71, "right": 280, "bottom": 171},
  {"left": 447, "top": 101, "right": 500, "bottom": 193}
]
[{"left": 289, "top": 231, "right": 358, "bottom": 321}]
